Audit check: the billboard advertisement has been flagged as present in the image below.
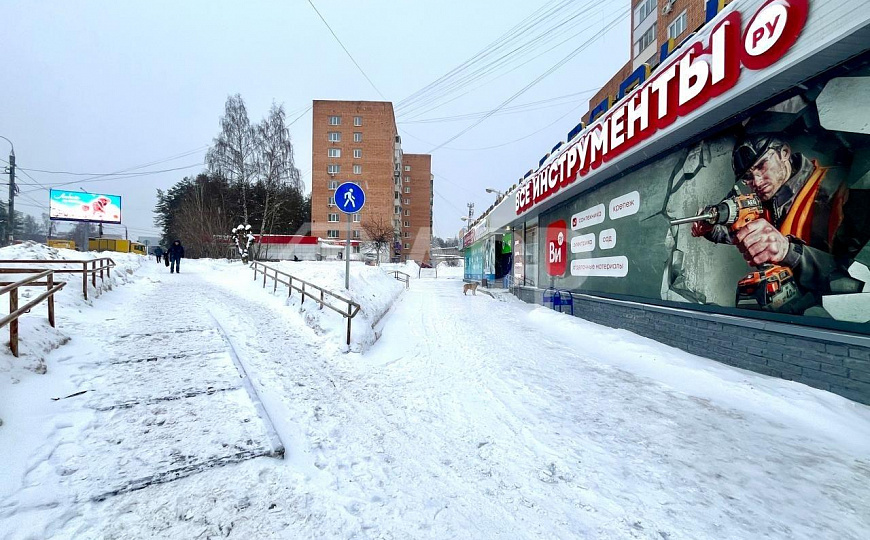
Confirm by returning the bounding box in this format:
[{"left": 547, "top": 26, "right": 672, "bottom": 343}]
[
  {"left": 538, "top": 58, "right": 870, "bottom": 332},
  {"left": 49, "top": 190, "right": 122, "bottom": 224}
]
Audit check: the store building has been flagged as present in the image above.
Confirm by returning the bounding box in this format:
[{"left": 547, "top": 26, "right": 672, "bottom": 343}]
[
  {"left": 310, "top": 100, "right": 432, "bottom": 263},
  {"left": 467, "top": 0, "right": 870, "bottom": 404}
]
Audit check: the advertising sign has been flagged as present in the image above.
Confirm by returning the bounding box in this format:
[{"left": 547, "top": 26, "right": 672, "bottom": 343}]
[
  {"left": 49, "top": 190, "right": 122, "bottom": 224},
  {"left": 537, "top": 57, "right": 870, "bottom": 331}
]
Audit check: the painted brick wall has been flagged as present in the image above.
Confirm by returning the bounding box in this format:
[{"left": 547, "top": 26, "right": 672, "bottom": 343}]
[{"left": 515, "top": 288, "right": 870, "bottom": 405}]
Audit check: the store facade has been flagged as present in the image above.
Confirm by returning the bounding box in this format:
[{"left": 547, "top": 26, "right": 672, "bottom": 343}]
[{"left": 471, "top": 0, "right": 870, "bottom": 404}]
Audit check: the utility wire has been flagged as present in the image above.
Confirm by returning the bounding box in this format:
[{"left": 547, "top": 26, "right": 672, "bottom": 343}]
[
  {"left": 306, "top": 0, "right": 387, "bottom": 100},
  {"left": 427, "top": 10, "right": 626, "bottom": 153}
]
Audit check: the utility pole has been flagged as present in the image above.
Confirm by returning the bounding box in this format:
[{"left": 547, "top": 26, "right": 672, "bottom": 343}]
[
  {"left": 7, "top": 151, "right": 14, "bottom": 246},
  {"left": 466, "top": 202, "right": 474, "bottom": 221}
]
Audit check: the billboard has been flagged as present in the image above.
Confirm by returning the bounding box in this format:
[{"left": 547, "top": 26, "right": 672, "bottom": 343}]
[
  {"left": 49, "top": 190, "right": 122, "bottom": 224},
  {"left": 538, "top": 56, "right": 870, "bottom": 332}
]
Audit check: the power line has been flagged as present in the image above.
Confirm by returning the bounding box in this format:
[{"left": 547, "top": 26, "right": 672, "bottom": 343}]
[
  {"left": 306, "top": 0, "right": 386, "bottom": 100},
  {"left": 18, "top": 163, "right": 203, "bottom": 194},
  {"left": 427, "top": 10, "right": 626, "bottom": 153}
]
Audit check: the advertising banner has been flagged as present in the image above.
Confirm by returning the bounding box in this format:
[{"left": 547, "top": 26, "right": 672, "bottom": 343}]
[
  {"left": 49, "top": 190, "right": 122, "bottom": 224},
  {"left": 539, "top": 59, "right": 870, "bottom": 330}
]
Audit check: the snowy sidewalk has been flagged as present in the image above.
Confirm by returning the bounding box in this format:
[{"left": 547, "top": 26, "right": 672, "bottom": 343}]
[
  {"left": 2, "top": 259, "right": 869, "bottom": 539},
  {"left": 1, "top": 266, "right": 283, "bottom": 515}
]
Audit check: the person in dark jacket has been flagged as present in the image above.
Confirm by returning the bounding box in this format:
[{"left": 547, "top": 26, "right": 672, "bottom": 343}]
[
  {"left": 154, "top": 246, "right": 164, "bottom": 263},
  {"left": 164, "top": 246, "right": 170, "bottom": 268},
  {"left": 168, "top": 240, "right": 184, "bottom": 273}
]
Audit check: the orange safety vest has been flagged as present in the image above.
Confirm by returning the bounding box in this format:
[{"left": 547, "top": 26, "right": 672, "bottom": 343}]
[{"left": 779, "top": 161, "right": 844, "bottom": 247}]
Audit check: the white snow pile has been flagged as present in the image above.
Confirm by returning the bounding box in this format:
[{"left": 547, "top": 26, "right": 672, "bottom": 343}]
[
  {"left": 0, "top": 242, "right": 143, "bottom": 376},
  {"left": 241, "top": 261, "right": 404, "bottom": 351},
  {"left": 434, "top": 260, "right": 464, "bottom": 279}
]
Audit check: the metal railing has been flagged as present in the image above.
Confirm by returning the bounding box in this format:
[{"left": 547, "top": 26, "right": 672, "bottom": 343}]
[
  {"left": 250, "top": 261, "right": 361, "bottom": 345},
  {"left": 0, "top": 258, "right": 115, "bottom": 300},
  {"left": 390, "top": 270, "right": 410, "bottom": 289},
  {"left": 0, "top": 269, "right": 66, "bottom": 357}
]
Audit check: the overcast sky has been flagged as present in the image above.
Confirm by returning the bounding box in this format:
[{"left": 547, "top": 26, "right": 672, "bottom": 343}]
[{"left": 0, "top": 0, "right": 629, "bottom": 241}]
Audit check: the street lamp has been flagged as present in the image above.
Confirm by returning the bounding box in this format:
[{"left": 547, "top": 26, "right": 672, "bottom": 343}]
[
  {"left": 1, "top": 136, "right": 15, "bottom": 245},
  {"left": 485, "top": 188, "right": 504, "bottom": 197}
]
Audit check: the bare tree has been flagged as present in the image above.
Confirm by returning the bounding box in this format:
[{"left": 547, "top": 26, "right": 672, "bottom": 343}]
[
  {"left": 253, "top": 103, "right": 302, "bottom": 259},
  {"left": 360, "top": 215, "right": 396, "bottom": 265},
  {"left": 206, "top": 94, "right": 257, "bottom": 224},
  {"left": 173, "top": 182, "right": 232, "bottom": 258}
]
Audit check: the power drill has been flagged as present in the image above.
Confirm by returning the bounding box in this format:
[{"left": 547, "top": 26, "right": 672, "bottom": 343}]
[{"left": 670, "top": 193, "right": 799, "bottom": 311}]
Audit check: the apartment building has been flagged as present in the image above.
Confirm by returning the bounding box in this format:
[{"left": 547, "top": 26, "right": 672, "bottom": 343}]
[
  {"left": 310, "top": 100, "right": 432, "bottom": 263},
  {"left": 398, "top": 153, "right": 433, "bottom": 264},
  {"left": 586, "top": 0, "right": 734, "bottom": 123}
]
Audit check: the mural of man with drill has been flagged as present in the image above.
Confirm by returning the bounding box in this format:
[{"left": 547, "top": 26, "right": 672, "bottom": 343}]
[{"left": 688, "top": 133, "right": 863, "bottom": 313}]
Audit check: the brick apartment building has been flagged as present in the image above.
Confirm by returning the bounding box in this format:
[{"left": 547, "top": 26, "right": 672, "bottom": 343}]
[
  {"left": 310, "top": 100, "right": 432, "bottom": 263},
  {"left": 585, "top": 0, "right": 734, "bottom": 124}
]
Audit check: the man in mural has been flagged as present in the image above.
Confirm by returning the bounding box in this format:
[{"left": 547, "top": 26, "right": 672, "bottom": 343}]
[{"left": 691, "top": 133, "right": 867, "bottom": 313}]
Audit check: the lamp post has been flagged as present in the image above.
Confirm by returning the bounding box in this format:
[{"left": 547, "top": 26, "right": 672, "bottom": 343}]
[{"left": 484, "top": 188, "right": 504, "bottom": 198}]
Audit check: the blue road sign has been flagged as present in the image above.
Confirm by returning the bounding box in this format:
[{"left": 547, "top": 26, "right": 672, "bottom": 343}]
[{"left": 335, "top": 182, "right": 365, "bottom": 214}]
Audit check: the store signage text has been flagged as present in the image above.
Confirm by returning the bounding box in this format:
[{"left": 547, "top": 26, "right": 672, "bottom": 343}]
[{"left": 516, "top": 0, "right": 808, "bottom": 216}]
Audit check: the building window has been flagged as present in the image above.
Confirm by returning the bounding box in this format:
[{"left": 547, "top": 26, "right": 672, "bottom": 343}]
[
  {"left": 328, "top": 164, "right": 340, "bottom": 175},
  {"left": 353, "top": 132, "right": 362, "bottom": 142},
  {"left": 404, "top": 209, "right": 410, "bottom": 216},
  {"left": 634, "top": 23, "right": 657, "bottom": 56},
  {"left": 404, "top": 186, "right": 411, "bottom": 193},
  {"left": 404, "top": 176, "right": 411, "bottom": 183},
  {"left": 328, "top": 213, "right": 339, "bottom": 222},
  {"left": 353, "top": 245, "right": 361, "bottom": 253},
  {"left": 404, "top": 221, "right": 410, "bottom": 227},
  {"left": 353, "top": 116, "right": 362, "bottom": 126},
  {"left": 353, "top": 149, "right": 362, "bottom": 159},
  {"left": 327, "top": 230, "right": 339, "bottom": 238},
  {"left": 353, "top": 213, "right": 360, "bottom": 222},
  {"left": 328, "top": 131, "right": 341, "bottom": 142},
  {"left": 395, "top": 178, "right": 402, "bottom": 186},
  {"left": 403, "top": 198, "right": 410, "bottom": 204},
  {"left": 328, "top": 180, "right": 338, "bottom": 190},
  {"left": 328, "top": 115, "right": 341, "bottom": 125},
  {"left": 404, "top": 243, "right": 410, "bottom": 249},
  {"left": 328, "top": 196, "right": 336, "bottom": 207},
  {"left": 394, "top": 205, "right": 401, "bottom": 214},
  {"left": 668, "top": 10, "right": 687, "bottom": 40},
  {"left": 328, "top": 148, "right": 341, "bottom": 158},
  {"left": 635, "top": 0, "right": 656, "bottom": 27},
  {"left": 404, "top": 232, "right": 410, "bottom": 238},
  {"left": 352, "top": 230, "right": 361, "bottom": 239},
  {"left": 353, "top": 164, "right": 362, "bottom": 174},
  {"left": 404, "top": 165, "right": 411, "bottom": 171}
]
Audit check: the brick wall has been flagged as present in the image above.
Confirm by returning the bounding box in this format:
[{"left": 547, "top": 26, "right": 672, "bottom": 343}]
[
  {"left": 515, "top": 288, "right": 870, "bottom": 405},
  {"left": 402, "top": 153, "right": 433, "bottom": 264},
  {"left": 311, "top": 101, "right": 398, "bottom": 242}
]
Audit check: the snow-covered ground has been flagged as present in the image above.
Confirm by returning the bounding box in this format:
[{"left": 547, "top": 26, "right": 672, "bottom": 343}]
[{"left": 1, "top": 247, "right": 869, "bottom": 539}]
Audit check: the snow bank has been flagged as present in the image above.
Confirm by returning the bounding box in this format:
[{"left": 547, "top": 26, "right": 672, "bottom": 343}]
[
  {"left": 266, "top": 261, "right": 404, "bottom": 352},
  {"left": 380, "top": 260, "right": 420, "bottom": 278},
  {"left": 0, "top": 242, "right": 143, "bottom": 375}
]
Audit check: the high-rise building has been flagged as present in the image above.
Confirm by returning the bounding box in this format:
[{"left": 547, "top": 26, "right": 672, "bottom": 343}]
[{"left": 310, "top": 100, "right": 432, "bottom": 263}]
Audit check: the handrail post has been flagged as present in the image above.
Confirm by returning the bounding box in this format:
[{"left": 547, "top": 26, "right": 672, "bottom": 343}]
[
  {"left": 263, "top": 267, "right": 267, "bottom": 288},
  {"left": 47, "top": 272, "right": 55, "bottom": 327},
  {"left": 273, "top": 270, "right": 278, "bottom": 293},
  {"left": 347, "top": 303, "right": 352, "bottom": 346},
  {"left": 82, "top": 262, "right": 88, "bottom": 300},
  {"left": 100, "top": 259, "right": 104, "bottom": 281},
  {"left": 301, "top": 282, "right": 305, "bottom": 305},
  {"left": 288, "top": 276, "right": 292, "bottom": 297},
  {"left": 253, "top": 263, "right": 258, "bottom": 281},
  {"left": 91, "top": 260, "right": 96, "bottom": 288},
  {"left": 9, "top": 288, "right": 18, "bottom": 357},
  {"left": 107, "top": 259, "right": 111, "bottom": 280}
]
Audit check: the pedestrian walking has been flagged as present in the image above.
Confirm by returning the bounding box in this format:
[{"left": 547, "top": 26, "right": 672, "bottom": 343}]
[
  {"left": 154, "top": 246, "right": 164, "bottom": 263},
  {"left": 164, "top": 246, "right": 170, "bottom": 268},
  {"left": 168, "top": 240, "right": 184, "bottom": 273}
]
